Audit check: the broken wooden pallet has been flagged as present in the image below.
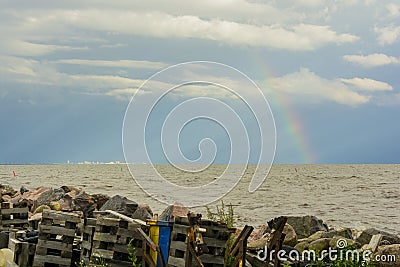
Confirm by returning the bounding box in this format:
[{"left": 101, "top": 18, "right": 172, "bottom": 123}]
[
  {"left": 0, "top": 202, "right": 29, "bottom": 230},
  {"left": 8, "top": 230, "right": 36, "bottom": 267},
  {"left": 168, "top": 216, "right": 231, "bottom": 267},
  {"left": 32, "top": 210, "right": 81, "bottom": 267},
  {"left": 90, "top": 216, "right": 147, "bottom": 266}
]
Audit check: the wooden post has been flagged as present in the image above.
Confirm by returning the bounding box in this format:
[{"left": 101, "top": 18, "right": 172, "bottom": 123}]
[
  {"left": 229, "top": 225, "right": 254, "bottom": 267},
  {"left": 264, "top": 216, "right": 287, "bottom": 267}
]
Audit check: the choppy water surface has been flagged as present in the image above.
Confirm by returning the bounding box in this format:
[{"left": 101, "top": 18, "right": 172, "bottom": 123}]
[{"left": 1, "top": 164, "right": 399, "bottom": 234}]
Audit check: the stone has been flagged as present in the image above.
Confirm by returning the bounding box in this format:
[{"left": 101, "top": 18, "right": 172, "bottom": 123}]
[
  {"left": 72, "top": 191, "right": 96, "bottom": 218},
  {"left": 372, "top": 244, "right": 400, "bottom": 267},
  {"left": 34, "top": 188, "right": 64, "bottom": 209},
  {"left": 287, "top": 215, "right": 328, "bottom": 239},
  {"left": 283, "top": 223, "right": 298, "bottom": 247},
  {"left": 322, "top": 227, "right": 353, "bottom": 239},
  {"left": 58, "top": 195, "right": 73, "bottom": 211},
  {"left": 249, "top": 225, "right": 268, "bottom": 243},
  {"left": 61, "top": 185, "right": 81, "bottom": 193},
  {"left": 19, "top": 186, "right": 29, "bottom": 195},
  {"left": 0, "top": 248, "right": 14, "bottom": 267},
  {"left": 329, "top": 236, "right": 357, "bottom": 249},
  {"left": 308, "top": 238, "right": 331, "bottom": 252},
  {"left": 9, "top": 193, "right": 22, "bottom": 205},
  {"left": 0, "top": 184, "right": 17, "bottom": 196},
  {"left": 99, "top": 195, "right": 138, "bottom": 216},
  {"left": 21, "top": 186, "right": 52, "bottom": 206},
  {"left": 91, "top": 193, "right": 110, "bottom": 210},
  {"left": 159, "top": 204, "right": 188, "bottom": 221},
  {"left": 19, "top": 187, "right": 52, "bottom": 211},
  {"left": 132, "top": 205, "right": 153, "bottom": 221},
  {"left": 33, "top": 205, "right": 50, "bottom": 214},
  {"left": 295, "top": 241, "right": 309, "bottom": 253},
  {"left": 247, "top": 237, "right": 269, "bottom": 251},
  {"left": 298, "top": 231, "right": 325, "bottom": 243},
  {"left": 1, "top": 195, "right": 11, "bottom": 202},
  {"left": 49, "top": 201, "right": 62, "bottom": 211},
  {"left": 356, "top": 228, "right": 400, "bottom": 246}
]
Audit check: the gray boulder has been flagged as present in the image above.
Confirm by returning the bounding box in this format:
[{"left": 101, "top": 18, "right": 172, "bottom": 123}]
[
  {"left": 282, "top": 223, "right": 298, "bottom": 247},
  {"left": 99, "top": 195, "right": 138, "bottom": 216},
  {"left": 159, "top": 204, "right": 188, "bottom": 221},
  {"left": 34, "top": 188, "right": 64, "bottom": 210},
  {"left": 308, "top": 238, "right": 331, "bottom": 252},
  {"left": 372, "top": 244, "right": 400, "bottom": 267},
  {"left": 356, "top": 228, "right": 400, "bottom": 246},
  {"left": 72, "top": 191, "right": 96, "bottom": 218},
  {"left": 322, "top": 227, "right": 353, "bottom": 239},
  {"left": 287, "top": 215, "right": 329, "bottom": 239},
  {"left": 132, "top": 204, "right": 153, "bottom": 221}
]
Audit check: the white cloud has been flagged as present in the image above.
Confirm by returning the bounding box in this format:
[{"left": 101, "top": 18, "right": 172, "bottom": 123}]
[
  {"left": 341, "top": 78, "right": 393, "bottom": 91},
  {"left": 0, "top": 40, "right": 87, "bottom": 57},
  {"left": 56, "top": 59, "right": 168, "bottom": 69},
  {"left": 387, "top": 3, "right": 400, "bottom": 17},
  {"left": 0, "top": 3, "right": 361, "bottom": 53},
  {"left": 293, "top": 0, "right": 324, "bottom": 8},
  {"left": 270, "top": 68, "right": 371, "bottom": 106},
  {"left": 343, "top": 53, "right": 400, "bottom": 67},
  {"left": 375, "top": 24, "right": 400, "bottom": 45},
  {"left": 61, "top": 10, "right": 358, "bottom": 50}
]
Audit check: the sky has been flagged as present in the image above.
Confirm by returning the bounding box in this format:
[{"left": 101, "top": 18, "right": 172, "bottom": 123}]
[{"left": 0, "top": 0, "right": 399, "bottom": 164}]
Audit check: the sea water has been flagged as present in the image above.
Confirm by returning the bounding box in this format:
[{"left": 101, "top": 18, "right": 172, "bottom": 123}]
[{"left": 1, "top": 164, "right": 399, "bottom": 234}]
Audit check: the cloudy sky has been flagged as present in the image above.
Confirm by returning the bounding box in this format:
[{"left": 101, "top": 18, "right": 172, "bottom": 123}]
[{"left": 1, "top": 0, "right": 399, "bottom": 164}]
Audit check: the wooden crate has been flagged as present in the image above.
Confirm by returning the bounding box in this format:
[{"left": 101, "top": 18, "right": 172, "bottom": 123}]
[
  {"left": 90, "top": 216, "right": 147, "bottom": 267},
  {"left": 0, "top": 202, "right": 29, "bottom": 230},
  {"left": 168, "top": 217, "right": 230, "bottom": 267},
  {"left": 8, "top": 230, "right": 36, "bottom": 267},
  {"left": 32, "top": 210, "right": 81, "bottom": 267},
  {"left": 80, "top": 217, "right": 97, "bottom": 265}
]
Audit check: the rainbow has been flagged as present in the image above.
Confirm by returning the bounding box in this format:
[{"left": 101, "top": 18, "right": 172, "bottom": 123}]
[
  {"left": 252, "top": 60, "right": 317, "bottom": 163},
  {"left": 271, "top": 89, "right": 317, "bottom": 163}
]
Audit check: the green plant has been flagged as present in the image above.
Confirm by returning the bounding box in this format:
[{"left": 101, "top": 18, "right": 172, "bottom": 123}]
[
  {"left": 306, "top": 245, "right": 376, "bottom": 267},
  {"left": 127, "top": 239, "right": 142, "bottom": 267},
  {"left": 205, "top": 200, "right": 234, "bottom": 228},
  {"left": 76, "top": 256, "right": 109, "bottom": 267},
  {"left": 206, "top": 200, "right": 235, "bottom": 267}
]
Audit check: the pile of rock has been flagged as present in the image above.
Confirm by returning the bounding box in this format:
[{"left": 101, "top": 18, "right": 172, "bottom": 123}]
[
  {"left": 0, "top": 184, "right": 155, "bottom": 223},
  {"left": 245, "top": 215, "right": 400, "bottom": 267}
]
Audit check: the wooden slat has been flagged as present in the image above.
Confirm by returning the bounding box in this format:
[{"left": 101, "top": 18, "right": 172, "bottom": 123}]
[
  {"left": 169, "top": 241, "right": 187, "bottom": 251},
  {"left": 42, "top": 210, "right": 81, "bottom": 223},
  {"left": 92, "top": 248, "right": 115, "bottom": 259},
  {"left": 366, "top": 234, "right": 382, "bottom": 253},
  {"left": 33, "top": 254, "right": 72, "bottom": 265},
  {"left": 37, "top": 239, "right": 73, "bottom": 251},
  {"left": 0, "top": 207, "right": 29, "bottom": 214},
  {"left": 39, "top": 224, "right": 76, "bottom": 237},
  {"left": 93, "top": 232, "right": 118, "bottom": 243}
]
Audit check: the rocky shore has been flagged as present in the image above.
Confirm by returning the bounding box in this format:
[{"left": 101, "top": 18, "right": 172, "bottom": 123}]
[{"left": 1, "top": 184, "right": 399, "bottom": 266}]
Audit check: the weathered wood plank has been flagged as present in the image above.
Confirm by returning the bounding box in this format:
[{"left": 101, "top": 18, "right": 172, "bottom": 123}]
[
  {"left": 366, "top": 234, "right": 382, "bottom": 253},
  {"left": 42, "top": 210, "right": 81, "bottom": 223},
  {"left": 0, "top": 207, "right": 29, "bottom": 215},
  {"left": 93, "top": 232, "right": 118, "bottom": 243},
  {"left": 33, "top": 254, "right": 72, "bottom": 265},
  {"left": 37, "top": 239, "right": 73, "bottom": 251},
  {"left": 39, "top": 224, "right": 76, "bottom": 237}
]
